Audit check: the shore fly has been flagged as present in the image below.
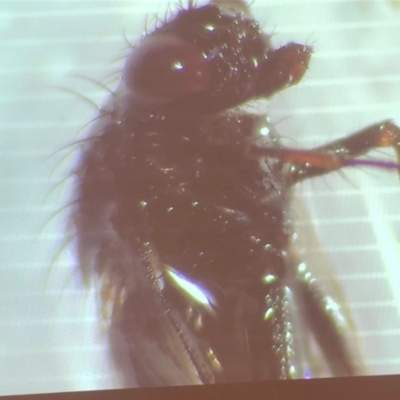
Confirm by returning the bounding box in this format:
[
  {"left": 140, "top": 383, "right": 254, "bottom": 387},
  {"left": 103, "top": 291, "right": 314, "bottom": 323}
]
[{"left": 72, "top": 0, "right": 400, "bottom": 386}]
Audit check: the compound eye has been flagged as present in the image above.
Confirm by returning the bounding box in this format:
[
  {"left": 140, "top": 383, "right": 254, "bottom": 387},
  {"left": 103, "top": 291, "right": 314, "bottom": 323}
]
[{"left": 124, "top": 34, "right": 210, "bottom": 102}]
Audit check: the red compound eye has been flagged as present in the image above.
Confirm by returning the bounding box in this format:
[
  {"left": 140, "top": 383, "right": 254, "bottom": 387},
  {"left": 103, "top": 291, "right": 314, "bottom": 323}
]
[{"left": 124, "top": 34, "right": 210, "bottom": 102}]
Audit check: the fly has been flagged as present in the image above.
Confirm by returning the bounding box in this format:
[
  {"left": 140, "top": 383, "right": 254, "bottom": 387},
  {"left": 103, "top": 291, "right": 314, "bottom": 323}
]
[{"left": 72, "top": 0, "right": 400, "bottom": 386}]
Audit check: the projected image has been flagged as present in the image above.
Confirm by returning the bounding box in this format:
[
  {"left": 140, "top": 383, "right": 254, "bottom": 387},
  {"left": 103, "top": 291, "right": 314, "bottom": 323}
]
[{"left": 1, "top": 0, "right": 400, "bottom": 396}]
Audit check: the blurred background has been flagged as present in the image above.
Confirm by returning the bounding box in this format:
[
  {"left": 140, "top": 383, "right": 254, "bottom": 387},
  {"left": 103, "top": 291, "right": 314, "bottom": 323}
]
[{"left": 0, "top": 0, "right": 399, "bottom": 395}]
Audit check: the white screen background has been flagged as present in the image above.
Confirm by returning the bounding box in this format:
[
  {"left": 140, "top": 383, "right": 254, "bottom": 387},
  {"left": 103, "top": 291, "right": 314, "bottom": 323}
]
[{"left": 0, "top": 0, "right": 399, "bottom": 395}]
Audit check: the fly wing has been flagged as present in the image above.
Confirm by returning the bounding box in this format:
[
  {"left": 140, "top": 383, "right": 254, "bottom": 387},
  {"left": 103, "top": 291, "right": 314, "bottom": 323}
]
[
  {"left": 74, "top": 197, "right": 213, "bottom": 387},
  {"left": 287, "top": 197, "right": 366, "bottom": 377},
  {"left": 101, "top": 238, "right": 215, "bottom": 387}
]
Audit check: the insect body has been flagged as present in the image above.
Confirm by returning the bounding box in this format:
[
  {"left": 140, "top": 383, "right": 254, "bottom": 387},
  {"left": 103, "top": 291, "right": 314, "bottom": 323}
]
[{"left": 74, "top": 0, "right": 400, "bottom": 386}]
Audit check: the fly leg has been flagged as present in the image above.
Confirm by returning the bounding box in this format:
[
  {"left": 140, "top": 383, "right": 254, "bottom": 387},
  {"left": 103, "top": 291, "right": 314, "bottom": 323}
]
[
  {"left": 251, "top": 120, "right": 400, "bottom": 183},
  {"left": 256, "top": 284, "right": 298, "bottom": 380},
  {"left": 293, "top": 262, "right": 360, "bottom": 377}
]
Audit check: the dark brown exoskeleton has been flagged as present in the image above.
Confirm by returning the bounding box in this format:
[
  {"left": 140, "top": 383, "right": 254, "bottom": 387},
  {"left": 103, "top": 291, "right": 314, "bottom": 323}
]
[{"left": 74, "top": 0, "right": 400, "bottom": 386}]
